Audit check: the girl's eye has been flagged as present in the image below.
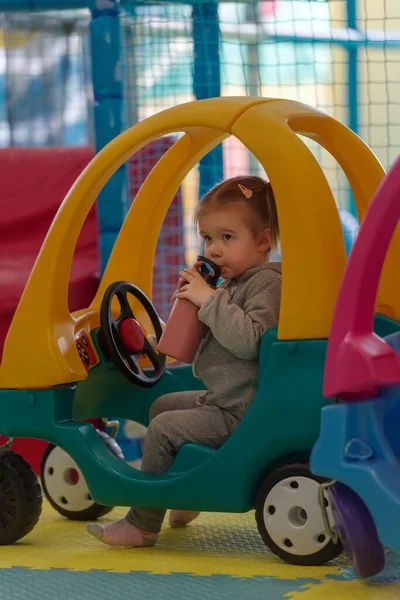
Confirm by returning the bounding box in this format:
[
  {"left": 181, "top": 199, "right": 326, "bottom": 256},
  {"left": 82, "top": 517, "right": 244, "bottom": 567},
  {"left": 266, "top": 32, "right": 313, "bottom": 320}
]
[
  {"left": 223, "top": 234, "right": 232, "bottom": 241},
  {"left": 203, "top": 235, "right": 211, "bottom": 242}
]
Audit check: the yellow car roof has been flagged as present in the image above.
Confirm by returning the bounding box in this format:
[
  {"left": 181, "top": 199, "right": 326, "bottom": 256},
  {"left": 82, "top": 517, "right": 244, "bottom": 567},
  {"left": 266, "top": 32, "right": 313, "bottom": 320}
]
[{"left": 0, "top": 97, "right": 393, "bottom": 389}]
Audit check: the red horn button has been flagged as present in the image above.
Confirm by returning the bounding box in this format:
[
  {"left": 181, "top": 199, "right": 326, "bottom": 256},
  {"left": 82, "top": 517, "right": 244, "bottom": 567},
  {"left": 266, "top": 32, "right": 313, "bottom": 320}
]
[{"left": 119, "top": 318, "right": 145, "bottom": 353}]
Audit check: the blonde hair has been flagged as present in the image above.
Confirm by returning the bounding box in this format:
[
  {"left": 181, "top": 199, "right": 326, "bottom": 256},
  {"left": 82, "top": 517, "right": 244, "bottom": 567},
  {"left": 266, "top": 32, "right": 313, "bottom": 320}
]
[{"left": 193, "top": 175, "right": 279, "bottom": 253}]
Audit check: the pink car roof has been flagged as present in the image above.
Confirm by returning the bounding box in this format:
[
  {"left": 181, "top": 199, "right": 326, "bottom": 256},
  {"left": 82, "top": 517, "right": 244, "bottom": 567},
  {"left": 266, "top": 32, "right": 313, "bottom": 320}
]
[{"left": 324, "top": 156, "right": 400, "bottom": 399}]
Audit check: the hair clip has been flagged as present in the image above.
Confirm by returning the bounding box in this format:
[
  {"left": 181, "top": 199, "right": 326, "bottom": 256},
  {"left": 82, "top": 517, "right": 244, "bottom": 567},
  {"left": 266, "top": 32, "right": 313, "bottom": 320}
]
[{"left": 238, "top": 184, "right": 253, "bottom": 199}]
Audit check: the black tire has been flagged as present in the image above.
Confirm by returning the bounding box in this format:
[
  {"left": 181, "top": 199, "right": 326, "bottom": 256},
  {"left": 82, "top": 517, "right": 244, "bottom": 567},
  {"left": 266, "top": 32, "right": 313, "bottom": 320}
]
[
  {"left": 255, "top": 463, "right": 342, "bottom": 566},
  {"left": 0, "top": 450, "right": 42, "bottom": 544},
  {"left": 41, "top": 432, "right": 124, "bottom": 521}
]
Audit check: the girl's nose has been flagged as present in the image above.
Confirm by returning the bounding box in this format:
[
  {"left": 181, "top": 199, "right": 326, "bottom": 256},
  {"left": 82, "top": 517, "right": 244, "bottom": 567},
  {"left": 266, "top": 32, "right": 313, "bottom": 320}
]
[{"left": 210, "top": 244, "right": 222, "bottom": 258}]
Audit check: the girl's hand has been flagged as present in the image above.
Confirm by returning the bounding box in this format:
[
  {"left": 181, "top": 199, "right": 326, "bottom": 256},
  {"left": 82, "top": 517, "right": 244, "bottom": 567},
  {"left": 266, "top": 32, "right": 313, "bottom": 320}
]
[
  {"left": 177, "top": 276, "right": 186, "bottom": 292},
  {"left": 177, "top": 260, "right": 202, "bottom": 292},
  {"left": 176, "top": 263, "right": 214, "bottom": 307}
]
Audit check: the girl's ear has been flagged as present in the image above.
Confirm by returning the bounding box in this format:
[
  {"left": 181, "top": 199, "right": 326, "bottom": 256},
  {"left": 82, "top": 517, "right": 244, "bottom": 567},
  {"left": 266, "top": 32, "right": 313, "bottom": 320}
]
[{"left": 258, "top": 228, "right": 271, "bottom": 253}]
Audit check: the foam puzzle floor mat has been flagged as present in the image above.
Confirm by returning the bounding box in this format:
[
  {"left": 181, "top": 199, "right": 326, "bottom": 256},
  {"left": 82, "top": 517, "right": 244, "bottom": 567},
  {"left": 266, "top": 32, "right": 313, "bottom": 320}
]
[{"left": 1, "top": 500, "right": 399, "bottom": 599}]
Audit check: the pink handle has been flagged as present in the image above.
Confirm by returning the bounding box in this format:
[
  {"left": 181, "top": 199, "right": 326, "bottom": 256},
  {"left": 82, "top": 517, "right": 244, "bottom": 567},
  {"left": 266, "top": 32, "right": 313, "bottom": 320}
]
[{"left": 324, "top": 156, "right": 400, "bottom": 398}]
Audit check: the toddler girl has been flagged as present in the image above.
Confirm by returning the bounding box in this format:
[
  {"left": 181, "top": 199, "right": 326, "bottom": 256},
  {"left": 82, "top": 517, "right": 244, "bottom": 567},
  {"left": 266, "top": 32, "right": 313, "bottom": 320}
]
[{"left": 87, "top": 175, "right": 282, "bottom": 547}]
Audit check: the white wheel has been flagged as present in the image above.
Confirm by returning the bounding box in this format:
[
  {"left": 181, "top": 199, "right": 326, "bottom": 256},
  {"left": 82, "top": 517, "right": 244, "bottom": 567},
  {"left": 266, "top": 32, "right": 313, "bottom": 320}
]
[
  {"left": 40, "top": 432, "right": 124, "bottom": 520},
  {"left": 263, "top": 475, "right": 332, "bottom": 554},
  {"left": 255, "top": 463, "right": 342, "bottom": 565},
  {"left": 42, "top": 445, "right": 95, "bottom": 513}
]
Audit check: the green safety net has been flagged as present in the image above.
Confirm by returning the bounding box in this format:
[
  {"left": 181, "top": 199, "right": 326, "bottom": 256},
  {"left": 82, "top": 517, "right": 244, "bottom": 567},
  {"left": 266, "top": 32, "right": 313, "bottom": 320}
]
[{"left": 0, "top": 0, "right": 399, "bottom": 314}]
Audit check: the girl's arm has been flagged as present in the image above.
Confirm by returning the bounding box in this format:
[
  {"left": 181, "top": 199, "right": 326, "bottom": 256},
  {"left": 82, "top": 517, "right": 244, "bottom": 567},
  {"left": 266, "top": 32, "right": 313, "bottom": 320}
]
[{"left": 197, "top": 274, "right": 281, "bottom": 360}]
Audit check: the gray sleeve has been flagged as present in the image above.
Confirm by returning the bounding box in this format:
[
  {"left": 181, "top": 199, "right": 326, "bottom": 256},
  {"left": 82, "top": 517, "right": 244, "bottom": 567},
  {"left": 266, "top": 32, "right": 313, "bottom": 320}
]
[{"left": 197, "top": 274, "right": 281, "bottom": 360}]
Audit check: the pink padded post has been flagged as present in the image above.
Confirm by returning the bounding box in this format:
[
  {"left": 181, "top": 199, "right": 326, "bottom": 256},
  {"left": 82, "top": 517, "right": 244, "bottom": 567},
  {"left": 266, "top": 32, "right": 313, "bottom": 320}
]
[{"left": 324, "top": 156, "right": 400, "bottom": 399}]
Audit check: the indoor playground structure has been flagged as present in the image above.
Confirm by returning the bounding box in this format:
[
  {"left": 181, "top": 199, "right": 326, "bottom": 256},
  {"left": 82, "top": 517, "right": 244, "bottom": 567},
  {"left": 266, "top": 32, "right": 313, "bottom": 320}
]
[{"left": 0, "top": 1, "right": 400, "bottom": 599}]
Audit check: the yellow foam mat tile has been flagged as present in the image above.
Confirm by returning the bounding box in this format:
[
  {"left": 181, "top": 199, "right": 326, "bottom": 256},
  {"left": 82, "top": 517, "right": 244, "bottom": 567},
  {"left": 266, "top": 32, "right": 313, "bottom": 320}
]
[
  {"left": 2, "top": 499, "right": 349, "bottom": 578},
  {"left": 286, "top": 579, "right": 400, "bottom": 599}
]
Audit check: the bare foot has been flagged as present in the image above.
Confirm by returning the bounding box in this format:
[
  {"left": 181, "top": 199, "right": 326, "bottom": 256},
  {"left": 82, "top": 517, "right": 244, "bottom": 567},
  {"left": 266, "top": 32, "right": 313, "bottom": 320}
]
[
  {"left": 86, "top": 518, "right": 158, "bottom": 547},
  {"left": 169, "top": 510, "right": 201, "bottom": 528}
]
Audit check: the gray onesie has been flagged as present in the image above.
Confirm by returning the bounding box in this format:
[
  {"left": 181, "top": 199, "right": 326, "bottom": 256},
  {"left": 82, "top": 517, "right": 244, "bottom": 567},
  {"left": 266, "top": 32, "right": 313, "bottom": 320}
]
[{"left": 126, "top": 261, "right": 282, "bottom": 533}]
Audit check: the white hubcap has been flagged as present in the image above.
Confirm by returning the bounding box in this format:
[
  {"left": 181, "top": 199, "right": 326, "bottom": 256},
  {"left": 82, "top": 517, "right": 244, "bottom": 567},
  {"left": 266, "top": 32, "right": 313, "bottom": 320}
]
[
  {"left": 43, "top": 446, "right": 94, "bottom": 512},
  {"left": 263, "top": 475, "right": 334, "bottom": 556}
]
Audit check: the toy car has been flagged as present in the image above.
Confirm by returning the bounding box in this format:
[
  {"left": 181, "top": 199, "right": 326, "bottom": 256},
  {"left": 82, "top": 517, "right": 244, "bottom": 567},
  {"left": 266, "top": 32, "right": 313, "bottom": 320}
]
[
  {"left": 1, "top": 97, "right": 398, "bottom": 566},
  {"left": 311, "top": 155, "right": 400, "bottom": 578}
]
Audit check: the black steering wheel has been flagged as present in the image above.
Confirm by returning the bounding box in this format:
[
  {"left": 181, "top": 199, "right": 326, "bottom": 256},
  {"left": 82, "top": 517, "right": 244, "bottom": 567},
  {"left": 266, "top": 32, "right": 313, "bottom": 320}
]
[{"left": 99, "top": 281, "right": 166, "bottom": 387}]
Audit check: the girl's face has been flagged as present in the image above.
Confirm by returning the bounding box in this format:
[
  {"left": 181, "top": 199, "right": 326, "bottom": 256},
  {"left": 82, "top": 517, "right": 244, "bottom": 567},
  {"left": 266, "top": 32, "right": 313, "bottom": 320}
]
[{"left": 198, "top": 202, "right": 271, "bottom": 279}]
